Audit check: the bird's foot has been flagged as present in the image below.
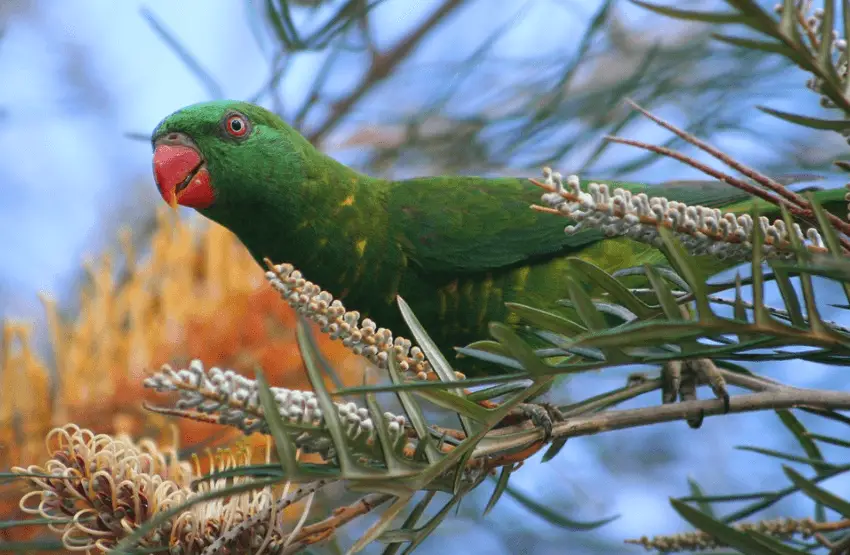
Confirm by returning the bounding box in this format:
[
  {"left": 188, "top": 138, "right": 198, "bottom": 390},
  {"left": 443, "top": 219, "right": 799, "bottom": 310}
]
[
  {"left": 516, "top": 402, "right": 565, "bottom": 444},
  {"left": 662, "top": 358, "right": 730, "bottom": 429}
]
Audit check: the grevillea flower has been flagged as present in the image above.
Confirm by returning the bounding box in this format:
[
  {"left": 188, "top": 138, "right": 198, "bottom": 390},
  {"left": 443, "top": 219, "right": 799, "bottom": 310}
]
[
  {"left": 537, "top": 168, "right": 828, "bottom": 260},
  {"left": 13, "top": 425, "right": 321, "bottom": 554},
  {"left": 14, "top": 424, "right": 192, "bottom": 552}
]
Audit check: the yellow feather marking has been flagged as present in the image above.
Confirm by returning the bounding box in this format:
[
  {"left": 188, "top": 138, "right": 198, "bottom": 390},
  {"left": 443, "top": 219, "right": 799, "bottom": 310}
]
[
  {"left": 318, "top": 237, "right": 328, "bottom": 247},
  {"left": 476, "top": 274, "right": 493, "bottom": 326},
  {"left": 443, "top": 279, "right": 460, "bottom": 318},
  {"left": 355, "top": 239, "right": 367, "bottom": 257},
  {"left": 387, "top": 255, "right": 406, "bottom": 303},
  {"left": 295, "top": 220, "right": 310, "bottom": 230},
  {"left": 513, "top": 265, "right": 531, "bottom": 293},
  {"left": 340, "top": 195, "right": 355, "bottom": 207}
]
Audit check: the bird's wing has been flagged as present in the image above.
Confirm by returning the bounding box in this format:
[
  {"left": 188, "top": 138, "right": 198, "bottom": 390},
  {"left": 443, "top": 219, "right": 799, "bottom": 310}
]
[{"left": 388, "top": 175, "right": 755, "bottom": 275}]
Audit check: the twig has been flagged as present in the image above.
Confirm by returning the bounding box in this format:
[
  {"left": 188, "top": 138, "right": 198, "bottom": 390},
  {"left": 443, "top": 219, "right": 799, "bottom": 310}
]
[
  {"left": 603, "top": 137, "right": 790, "bottom": 211},
  {"left": 625, "top": 99, "right": 809, "bottom": 208},
  {"left": 604, "top": 136, "right": 850, "bottom": 252},
  {"left": 476, "top": 387, "right": 850, "bottom": 458},
  {"left": 280, "top": 493, "right": 393, "bottom": 554},
  {"left": 618, "top": 99, "right": 850, "bottom": 243},
  {"left": 626, "top": 99, "right": 810, "bottom": 208},
  {"left": 140, "top": 7, "right": 224, "bottom": 100},
  {"left": 307, "top": 0, "right": 466, "bottom": 144}
]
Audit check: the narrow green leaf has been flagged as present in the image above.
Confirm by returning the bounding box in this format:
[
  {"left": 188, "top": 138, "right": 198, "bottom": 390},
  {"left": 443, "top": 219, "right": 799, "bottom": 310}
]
[
  {"left": 658, "top": 227, "right": 714, "bottom": 320},
  {"left": 0, "top": 539, "right": 64, "bottom": 551},
  {"left": 455, "top": 346, "right": 525, "bottom": 370},
  {"left": 387, "top": 355, "right": 442, "bottom": 464},
  {"left": 194, "top": 463, "right": 322, "bottom": 485},
  {"left": 749, "top": 204, "right": 774, "bottom": 328},
  {"left": 688, "top": 478, "right": 716, "bottom": 517},
  {"left": 680, "top": 491, "right": 776, "bottom": 503},
  {"left": 776, "top": 410, "right": 826, "bottom": 473},
  {"left": 712, "top": 33, "right": 808, "bottom": 66},
  {"left": 567, "top": 321, "right": 704, "bottom": 350},
  {"left": 643, "top": 265, "right": 683, "bottom": 318},
  {"left": 463, "top": 339, "right": 510, "bottom": 356},
  {"left": 484, "top": 467, "right": 513, "bottom": 516},
  {"left": 722, "top": 0, "right": 787, "bottom": 36},
  {"left": 778, "top": 0, "right": 801, "bottom": 45},
  {"left": 414, "top": 389, "right": 492, "bottom": 422},
  {"left": 807, "top": 433, "right": 850, "bottom": 449},
  {"left": 347, "top": 495, "right": 411, "bottom": 554},
  {"left": 776, "top": 205, "right": 829, "bottom": 337},
  {"left": 335, "top": 372, "right": 527, "bottom": 396},
  {"left": 505, "top": 302, "right": 586, "bottom": 336},
  {"left": 0, "top": 517, "right": 72, "bottom": 529},
  {"left": 722, "top": 463, "right": 850, "bottom": 522},
  {"left": 783, "top": 466, "right": 850, "bottom": 517},
  {"left": 381, "top": 491, "right": 436, "bottom": 555},
  {"left": 397, "top": 296, "right": 463, "bottom": 396},
  {"left": 736, "top": 446, "right": 835, "bottom": 470},
  {"left": 466, "top": 382, "right": 530, "bottom": 402},
  {"left": 757, "top": 105, "right": 850, "bottom": 131},
  {"left": 453, "top": 449, "right": 474, "bottom": 494},
  {"left": 541, "top": 437, "right": 569, "bottom": 463},
  {"left": 297, "top": 322, "right": 384, "bottom": 481},
  {"left": 503, "top": 483, "right": 618, "bottom": 530},
  {"left": 807, "top": 191, "right": 850, "bottom": 307},
  {"left": 489, "top": 322, "right": 551, "bottom": 377},
  {"left": 749, "top": 530, "right": 808, "bottom": 554},
  {"left": 398, "top": 493, "right": 465, "bottom": 554},
  {"left": 567, "top": 258, "right": 656, "bottom": 319},
  {"left": 671, "top": 498, "right": 777, "bottom": 555},
  {"left": 365, "top": 393, "right": 422, "bottom": 474},
  {"left": 565, "top": 277, "right": 606, "bottom": 331},
  {"left": 772, "top": 268, "right": 805, "bottom": 327},
  {"left": 412, "top": 378, "right": 554, "bottom": 490},
  {"left": 733, "top": 274, "right": 747, "bottom": 321},
  {"left": 255, "top": 367, "right": 300, "bottom": 479},
  {"left": 630, "top": 0, "right": 747, "bottom": 24}
]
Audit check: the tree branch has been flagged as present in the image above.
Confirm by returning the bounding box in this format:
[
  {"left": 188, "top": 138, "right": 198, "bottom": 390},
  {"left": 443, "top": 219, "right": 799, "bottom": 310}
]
[
  {"left": 280, "top": 493, "right": 393, "bottom": 554},
  {"left": 307, "top": 0, "right": 466, "bottom": 144},
  {"left": 475, "top": 386, "right": 850, "bottom": 459}
]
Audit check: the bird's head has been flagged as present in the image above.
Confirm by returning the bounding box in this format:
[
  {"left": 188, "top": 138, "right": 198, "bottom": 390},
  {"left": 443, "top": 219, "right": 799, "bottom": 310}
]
[{"left": 150, "top": 100, "right": 304, "bottom": 212}]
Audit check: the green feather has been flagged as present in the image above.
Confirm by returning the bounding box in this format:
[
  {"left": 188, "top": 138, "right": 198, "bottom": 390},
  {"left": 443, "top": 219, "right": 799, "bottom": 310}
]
[{"left": 152, "top": 101, "right": 846, "bottom": 370}]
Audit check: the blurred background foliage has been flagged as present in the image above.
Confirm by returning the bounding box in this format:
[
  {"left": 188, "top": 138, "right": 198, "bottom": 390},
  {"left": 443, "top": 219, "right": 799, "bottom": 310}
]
[{"left": 2, "top": 0, "right": 850, "bottom": 553}]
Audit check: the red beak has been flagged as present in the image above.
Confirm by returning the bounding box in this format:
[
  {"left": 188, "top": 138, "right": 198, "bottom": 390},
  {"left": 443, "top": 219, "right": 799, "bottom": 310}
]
[{"left": 152, "top": 143, "right": 213, "bottom": 209}]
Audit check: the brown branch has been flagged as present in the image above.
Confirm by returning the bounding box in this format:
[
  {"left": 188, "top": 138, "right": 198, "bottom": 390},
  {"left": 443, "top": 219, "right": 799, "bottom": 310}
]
[
  {"left": 605, "top": 137, "right": 792, "bottom": 208},
  {"left": 625, "top": 99, "right": 810, "bottom": 208},
  {"left": 475, "top": 386, "right": 850, "bottom": 459},
  {"left": 280, "top": 493, "right": 393, "bottom": 554},
  {"left": 307, "top": 0, "right": 466, "bottom": 144},
  {"left": 605, "top": 136, "right": 850, "bottom": 252},
  {"left": 795, "top": 7, "right": 821, "bottom": 53},
  {"left": 622, "top": 99, "right": 850, "bottom": 241}
]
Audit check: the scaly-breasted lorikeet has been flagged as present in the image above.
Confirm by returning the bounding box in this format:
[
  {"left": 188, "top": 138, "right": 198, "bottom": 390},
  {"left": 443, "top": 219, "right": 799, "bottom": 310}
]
[{"left": 149, "top": 101, "right": 846, "bottom": 390}]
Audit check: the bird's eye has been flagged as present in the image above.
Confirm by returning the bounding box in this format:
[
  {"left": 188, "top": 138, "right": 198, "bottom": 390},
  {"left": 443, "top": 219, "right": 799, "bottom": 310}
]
[{"left": 225, "top": 114, "right": 249, "bottom": 138}]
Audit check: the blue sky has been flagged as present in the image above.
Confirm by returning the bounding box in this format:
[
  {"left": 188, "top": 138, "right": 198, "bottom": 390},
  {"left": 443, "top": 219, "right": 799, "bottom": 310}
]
[{"left": 2, "top": 1, "right": 850, "bottom": 552}]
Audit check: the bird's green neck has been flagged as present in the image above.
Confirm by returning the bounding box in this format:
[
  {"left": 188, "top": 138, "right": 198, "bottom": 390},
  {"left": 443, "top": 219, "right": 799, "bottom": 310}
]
[{"left": 199, "top": 143, "right": 396, "bottom": 302}]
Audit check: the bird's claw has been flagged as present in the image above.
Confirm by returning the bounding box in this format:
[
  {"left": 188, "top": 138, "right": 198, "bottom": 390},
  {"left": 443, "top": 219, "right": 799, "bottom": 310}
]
[
  {"left": 517, "top": 402, "right": 564, "bottom": 444},
  {"left": 661, "top": 358, "right": 729, "bottom": 429}
]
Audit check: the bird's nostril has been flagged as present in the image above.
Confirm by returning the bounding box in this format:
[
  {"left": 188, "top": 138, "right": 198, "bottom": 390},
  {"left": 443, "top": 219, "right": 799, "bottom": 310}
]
[{"left": 168, "top": 133, "right": 180, "bottom": 141}]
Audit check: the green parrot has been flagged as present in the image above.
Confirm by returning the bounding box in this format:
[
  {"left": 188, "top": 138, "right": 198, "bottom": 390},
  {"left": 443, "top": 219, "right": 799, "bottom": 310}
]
[{"left": 149, "top": 100, "right": 846, "bottom": 376}]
